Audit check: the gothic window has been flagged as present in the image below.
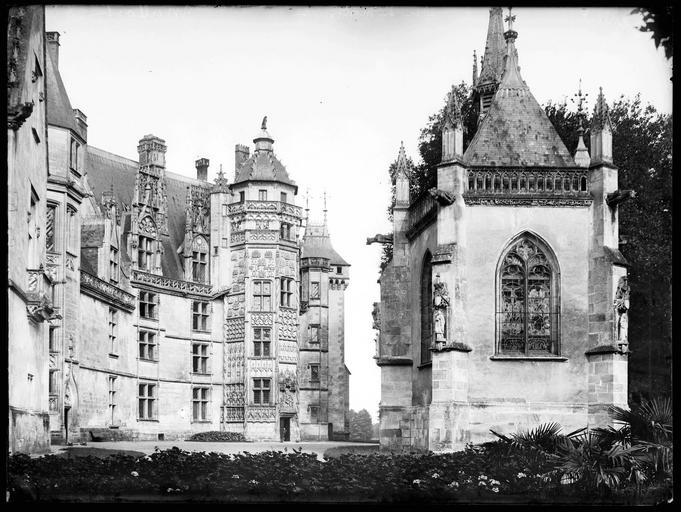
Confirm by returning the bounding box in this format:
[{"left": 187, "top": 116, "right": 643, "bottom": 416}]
[
  {"left": 280, "top": 277, "right": 294, "bottom": 307},
  {"left": 49, "top": 326, "right": 57, "bottom": 352},
  {"left": 191, "top": 236, "right": 209, "bottom": 283},
  {"left": 192, "top": 387, "right": 210, "bottom": 421},
  {"left": 49, "top": 369, "right": 58, "bottom": 394},
  {"left": 45, "top": 203, "right": 56, "bottom": 252},
  {"left": 138, "top": 382, "right": 157, "bottom": 420},
  {"left": 253, "top": 281, "right": 271, "bottom": 311},
  {"left": 192, "top": 343, "right": 209, "bottom": 373},
  {"left": 497, "top": 234, "right": 560, "bottom": 356},
  {"left": 138, "top": 330, "right": 157, "bottom": 361},
  {"left": 309, "top": 363, "right": 320, "bottom": 383},
  {"left": 139, "top": 291, "right": 157, "bottom": 319},
  {"left": 253, "top": 327, "right": 271, "bottom": 357},
  {"left": 109, "top": 245, "right": 119, "bottom": 283},
  {"left": 239, "top": 191, "right": 245, "bottom": 203},
  {"left": 253, "top": 378, "right": 271, "bottom": 405},
  {"left": 192, "top": 301, "right": 210, "bottom": 331},
  {"left": 420, "top": 251, "right": 433, "bottom": 364}
]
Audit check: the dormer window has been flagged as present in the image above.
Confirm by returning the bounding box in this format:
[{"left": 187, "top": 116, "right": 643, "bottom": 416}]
[
  {"left": 69, "top": 138, "right": 81, "bottom": 173},
  {"left": 191, "top": 236, "right": 209, "bottom": 283},
  {"left": 138, "top": 235, "right": 153, "bottom": 271}
]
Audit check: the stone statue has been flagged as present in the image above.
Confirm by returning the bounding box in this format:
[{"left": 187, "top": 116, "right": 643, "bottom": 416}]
[
  {"left": 613, "top": 276, "right": 630, "bottom": 347},
  {"left": 433, "top": 275, "right": 450, "bottom": 343}
]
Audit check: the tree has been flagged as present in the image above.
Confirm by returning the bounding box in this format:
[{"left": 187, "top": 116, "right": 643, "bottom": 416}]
[
  {"left": 348, "top": 409, "right": 373, "bottom": 441},
  {"left": 631, "top": 6, "right": 674, "bottom": 60},
  {"left": 380, "top": 82, "right": 672, "bottom": 401}
]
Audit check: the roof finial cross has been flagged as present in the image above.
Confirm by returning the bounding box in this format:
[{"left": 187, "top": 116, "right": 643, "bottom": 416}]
[
  {"left": 504, "top": 7, "right": 515, "bottom": 31},
  {"left": 572, "top": 78, "right": 589, "bottom": 125},
  {"left": 261, "top": 116, "right": 267, "bottom": 130}
]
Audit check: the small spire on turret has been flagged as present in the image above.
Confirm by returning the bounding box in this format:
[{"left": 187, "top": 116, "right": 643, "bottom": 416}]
[
  {"left": 472, "top": 50, "right": 478, "bottom": 87},
  {"left": 590, "top": 87, "right": 613, "bottom": 164}
]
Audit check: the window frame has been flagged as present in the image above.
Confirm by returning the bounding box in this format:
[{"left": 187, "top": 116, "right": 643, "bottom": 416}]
[
  {"left": 192, "top": 342, "right": 209, "bottom": 374},
  {"left": 138, "top": 381, "right": 157, "bottom": 420},
  {"left": 252, "top": 378, "right": 271, "bottom": 405},
  {"left": 192, "top": 300, "right": 210, "bottom": 331},
  {"left": 253, "top": 327, "right": 271, "bottom": 358},
  {"left": 258, "top": 189, "right": 267, "bottom": 201},
  {"left": 280, "top": 277, "right": 294, "bottom": 308},
  {"left": 109, "top": 245, "right": 119, "bottom": 283},
  {"left": 309, "top": 363, "right": 320, "bottom": 383},
  {"left": 139, "top": 291, "right": 158, "bottom": 320},
  {"left": 108, "top": 308, "right": 118, "bottom": 355},
  {"left": 108, "top": 375, "right": 117, "bottom": 425},
  {"left": 138, "top": 329, "right": 158, "bottom": 361},
  {"left": 137, "top": 234, "right": 153, "bottom": 271},
  {"left": 192, "top": 386, "right": 210, "bottom": 422},
  {"left": 252, "top": 280, "right": 272, "bottom": 312},
  {"left": 310, "top": 281, "right": 320, "bottom": 300}
]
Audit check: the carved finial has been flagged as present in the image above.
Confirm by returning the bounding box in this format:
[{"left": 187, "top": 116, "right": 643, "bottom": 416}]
[
  {"left": 261, "top": 116, "right": 267, "bottom": 130},
  {"left": 504, "top": 6, "right": 515, "bottom": 31}
]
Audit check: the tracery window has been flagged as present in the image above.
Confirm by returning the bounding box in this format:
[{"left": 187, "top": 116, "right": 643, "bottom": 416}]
[
  {"left": 497, "top": 234, "right": 560, "bottom": 356},
  {"left": 420, "top": 251, "right": 433, "bottom": 364},
  {"left": 192, "top": 236, "right": 209, "bottom": 283}
]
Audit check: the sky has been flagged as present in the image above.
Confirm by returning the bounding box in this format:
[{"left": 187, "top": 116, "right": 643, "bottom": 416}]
[{"left": 46, "top": 6, "right": 672, "bottom": 422}]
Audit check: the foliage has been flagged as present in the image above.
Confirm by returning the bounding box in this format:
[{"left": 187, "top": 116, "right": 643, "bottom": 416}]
[
  {"left": 186, "top": 431, "right": 246, "bottom": 442},
  {"left": 348, "top": 409, "right": 374, "bottom": 441},
  {"left": 631, "top": 6, "right": 674, "bottom": 59}
]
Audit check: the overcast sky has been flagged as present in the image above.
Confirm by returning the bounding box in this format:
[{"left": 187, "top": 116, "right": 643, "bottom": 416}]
[{"left": 46, "top": 6, "right": 672, "bottom": 422}]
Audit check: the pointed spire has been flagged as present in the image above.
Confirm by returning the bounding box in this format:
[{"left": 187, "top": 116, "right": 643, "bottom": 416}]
[
  {"left": 592, "top": 86, "right": 613, "bottom": 132},
  {"left": 444, "top": 85, "right": 463, "bottom": 128},
  {"left": 590, "top": 87, "right": 613, "bottom": 164},
  {"left": 472, "top": 50, "right": 478, "bottom": 87},
  {"left": 477, "top": 7, "right": 506, "bottom": 88},
  {"left": 395, "top": 142, "right": 411, "bottom": 206},
  {"left": 498, "top": 9, "right": 525, "bottom": 91},
  {"left": 395, "top": 141, "right": 411, "bottom": 180}
]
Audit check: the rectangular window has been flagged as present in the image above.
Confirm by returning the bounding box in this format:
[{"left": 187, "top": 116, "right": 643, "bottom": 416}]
[
  {"left": 49, "top": 326, "right": 57, "bottom": 352},
  {"left": 252, "top": 280, "right": 271, "bottom": 311},
  {"left": 48, "top": 369, "right": 57, "bottom": 394},
  {"left": 108, "top": 376, "right": 117, "bottom": 425},
  {"left": 310, "top": 281, "right": 320, "bottom": 300},
  {"left": 253, "top": 327, "right": 271, "bottom": 357},
  {"left": 221, "top": 237, "right": 228, "bottom": 248},
  {"left": 66, "top": 206, "right": 78, "bottom": 254},
  {"left": 45, "top": 204, "right": 56, "bottom": 252},
  {"left": 309, "top": 363, "right": 320, "bottom": 382},
  {"left": 336, "top": 266, "right": 342, "bottom": 274},
  {"left": 138, "top": 330, "right": 157, "bottom": 361},
  {"left": 280, "top": 222, "right": 291, "bottom": 241},
  {"left": 139, "top": 291, "right": 157, "bottom": 319},
  {"left": 70, "top": 138, "right": 81, "bottom": 172},
  {"left": 253, "top": 378, "right": 271, "bottom": 405},
  {"left": 192, "top": 387, "right": 210, "bottom": 421},
  {"left": 138, "top": 235, "right": 153, "bottom": 271},
  {"left": 309, "top": 325, "right": 320, "bottom": 344},
  {"left": 28, "top": 189, "right": 38, "bottom": 267},
  {"left": 280, "top": 192, "right": 287, "bottom": 203},
  {"left": 108, "top": 308, "right": 117, "bottom": 354},
  {"left": 192, "top": 301, "right": 210, "bottom": 331},
  {"left": 309, "top": 405, "right": 319, "bottom": 423},
  {"left": 109, "top": 246, "right": 119, "bottom": 283},
  {"left": 239, "top": 191, "right": 245, "bottom": 203},
  {"left": 192, "top": 343, "right": 209, "bottom": 373},
  {"left": 258, "top": 189, "right": 267, "bottom": 201},
  {"left": 280, "top": 277, "right": 293, "bottom": 308},
  {"left": 192, "top": 251, "right": 207, "bottom": 283},
  {"left": 138, "top": 382, "right": 157, "bottom": 420}
]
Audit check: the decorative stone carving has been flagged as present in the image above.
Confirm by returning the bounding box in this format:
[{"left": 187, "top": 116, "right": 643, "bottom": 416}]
[
  {"left": 132, "top": 269, "right": 212, "bottom": 296},
  {"left": 366, "top": 233, "right": 393, "bottom": 245},
  {"left": 464, "top": 195, "right": 592, "bottom": 207},
  {"left": 606, "top": 189, "right": 636, "bottom": 208},
  {"left": 251, "top": 313, "right": 273, "bottom": 326},
  {"left": 138, "top": 215, "right": 157, "bottom": 236},
  {"left": 224, "top": 383, "right": 245, "bottom": 407},
  {"left": 246, "top": 406, "right": 276, "bottom": 422},
  {"left": 249, "top": 358, "right": 274, "bottom": 376},
  {"left": 279, "top": 309, "right": 297, "bottom": 340},
  {"left": 433, "top": 274, "right": 450, "bottom": 345},
  {"left": 279, "top": 340, "right": 298, "bottom": 363},
  {"left": 224, "top": 407, "right": 244, "bottom": 422},
  {"left": 613, "top": 276, "right": 630, "bottom": 350},
  {"left": 371, "top": 302, "right": 381, "bottom": 330},
  {"left": 224, "top": 318, "right": 245, "bottom": 343},
  {"left": 428, "top": 188, "right": 456, "bottom": 206},
  {"left": 80, "top": 270, "right": 136, "bottom": 311}
]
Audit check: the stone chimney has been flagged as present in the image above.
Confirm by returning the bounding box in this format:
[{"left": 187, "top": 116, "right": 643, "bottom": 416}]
[
  {"left": 195, "top": 157, "right": 209, "bottom": 182},
  {"left": 73, "top": 108, "right": 88, "bottom": 142},
  {"left": 234, "top": 144, "right": 250, "bottom": 180},
  {"left": 46, "top": 31, "right": 60, "bottom": 69}
]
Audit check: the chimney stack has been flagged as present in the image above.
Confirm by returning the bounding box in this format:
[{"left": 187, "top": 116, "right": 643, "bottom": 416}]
[
  {"left": 73, "top": 108, "right": 87, "bottom": 142},
  {"left": 46, "top": 31, "right": 60, "bottom": 69},
  {"left": 234, "top": 144, "right": 250, "bottom": 180},
  {"left": 195, "top": 157, "right": 209, "bottom": 182}
]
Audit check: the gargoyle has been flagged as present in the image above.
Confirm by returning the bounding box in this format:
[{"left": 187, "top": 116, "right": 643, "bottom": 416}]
[
  {"left": 428, "top": 188, "right": 455, "bottom": 206},
  {"left": 606, "top": 189, "right": 636, "bottom": 208},
  {"left": 7, "top": 101, "right": 34, "bottom": 130},
  {"left": 366, "top": 233, "right": 394, "bottom": 245}
]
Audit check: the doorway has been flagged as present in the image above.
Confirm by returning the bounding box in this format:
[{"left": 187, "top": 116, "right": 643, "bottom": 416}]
[{"left": 279, "top": 417, "right": 290, "bottom": 442}]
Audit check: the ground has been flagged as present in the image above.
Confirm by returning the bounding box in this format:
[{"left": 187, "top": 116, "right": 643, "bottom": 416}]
[{"left": 48, "top": 440, "right": 378, "bottom": 460}]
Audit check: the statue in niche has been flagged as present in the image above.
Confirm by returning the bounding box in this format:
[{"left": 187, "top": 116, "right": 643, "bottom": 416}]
[
  {"left": 433, "top": 274, "right": 450, "bottom": 343},
  {"left": 613, "top": 276, "right": 630, "bottom": 349}
]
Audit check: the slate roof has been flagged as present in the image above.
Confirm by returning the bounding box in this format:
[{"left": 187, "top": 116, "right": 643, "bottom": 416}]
[
  {"left": 85, "top": 145, "right": 210, "bottom": 281},
  {"left": 45, "top": 45, "right": 82, "bottom": 137},
  {"left": 301, "top": 222, "right": 349, "bottom": 266},
  {"left": 464, "top": 34, "right": 575, "bottom": 168},
  {"left": 477, "top": 7, "right": 506, "bottom": 88},
  {"left": 234, "top": 127, "right": 296, "bottom": 188}
]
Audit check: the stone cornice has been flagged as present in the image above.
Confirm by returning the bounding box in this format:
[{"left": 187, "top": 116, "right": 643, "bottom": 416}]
[
  {"left": 131, "top": 269, "right": 213, "bottom": 298},
  {"left": 585, "top": 344, "right": 628, "bottom": 356},
  {"left": 80, "top": 270, "right": 136, "bottom": 312},
  {"left": 375, "top": 356, "right": 413, "bottom": 367},
  {"left": 463, "top": 194, "right": 592, "bottom": 207}
]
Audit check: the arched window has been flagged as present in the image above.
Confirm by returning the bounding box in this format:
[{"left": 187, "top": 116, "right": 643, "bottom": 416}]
[
  {"left": 420, "top": 251, "right": 433, "bottom": 364},
  {"left": 497, "top": 233, "right": 560, "bottom": 356},
  {"left": 192, "top": 236, "right": 209, "bottom": 283}
]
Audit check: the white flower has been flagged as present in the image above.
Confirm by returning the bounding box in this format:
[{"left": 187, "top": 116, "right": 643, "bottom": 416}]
[
  {"left": 478, "top": 481, "right": 487, "bottom": 487},
  {"left": 412, "top": 479, "right": 422, "bottom": 485},
  {"left": 130, "top": 471, "right": 139, "bottom": 477},
  {"left": 491, "top": 487, "right": 500, "bottom": 493},
  {"left": 490, "top": 479, "right": 501, "bottom": 486},
  {"left": 231, "top": 474, "right": 240, "bottom": 479},
  {"left": 249, "top": 480, "right": 259, "bottom": 485},
  {"left": 431, "top": 473, "right": 440, "bottom": 479},
  {"left": 478, "top": 475, "right": 488, "bottom": 480},
  {"left": 517, "top": 472, "right": 527, "bottom": 479},
  {"left": 448, "top": 481, "right": 459, "bottom": 488}
]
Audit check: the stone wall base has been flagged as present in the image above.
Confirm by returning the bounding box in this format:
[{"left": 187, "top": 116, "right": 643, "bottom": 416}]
[
  {"left": 9, "top": 407, "right": 51, "bottom": 454},
  {"left": 378, "top": 405, "right": 429, "bottom": 453}
]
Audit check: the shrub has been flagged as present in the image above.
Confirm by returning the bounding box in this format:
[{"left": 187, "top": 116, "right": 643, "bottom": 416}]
[{"left": 186, "top": 431, "right": 246, "bottom": 442}]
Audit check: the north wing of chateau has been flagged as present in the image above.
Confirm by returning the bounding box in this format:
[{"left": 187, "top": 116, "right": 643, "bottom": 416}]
[{"left": 8, "top": 6, "right": 350, "bottom": 452}]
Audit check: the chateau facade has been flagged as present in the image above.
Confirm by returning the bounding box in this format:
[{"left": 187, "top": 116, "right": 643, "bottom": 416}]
[
  {"left": 8, "top": 14, "right": 350, "bottom": 452},
  {"left": 373, "top": 8, "right": 629, "bottom": 452}
]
